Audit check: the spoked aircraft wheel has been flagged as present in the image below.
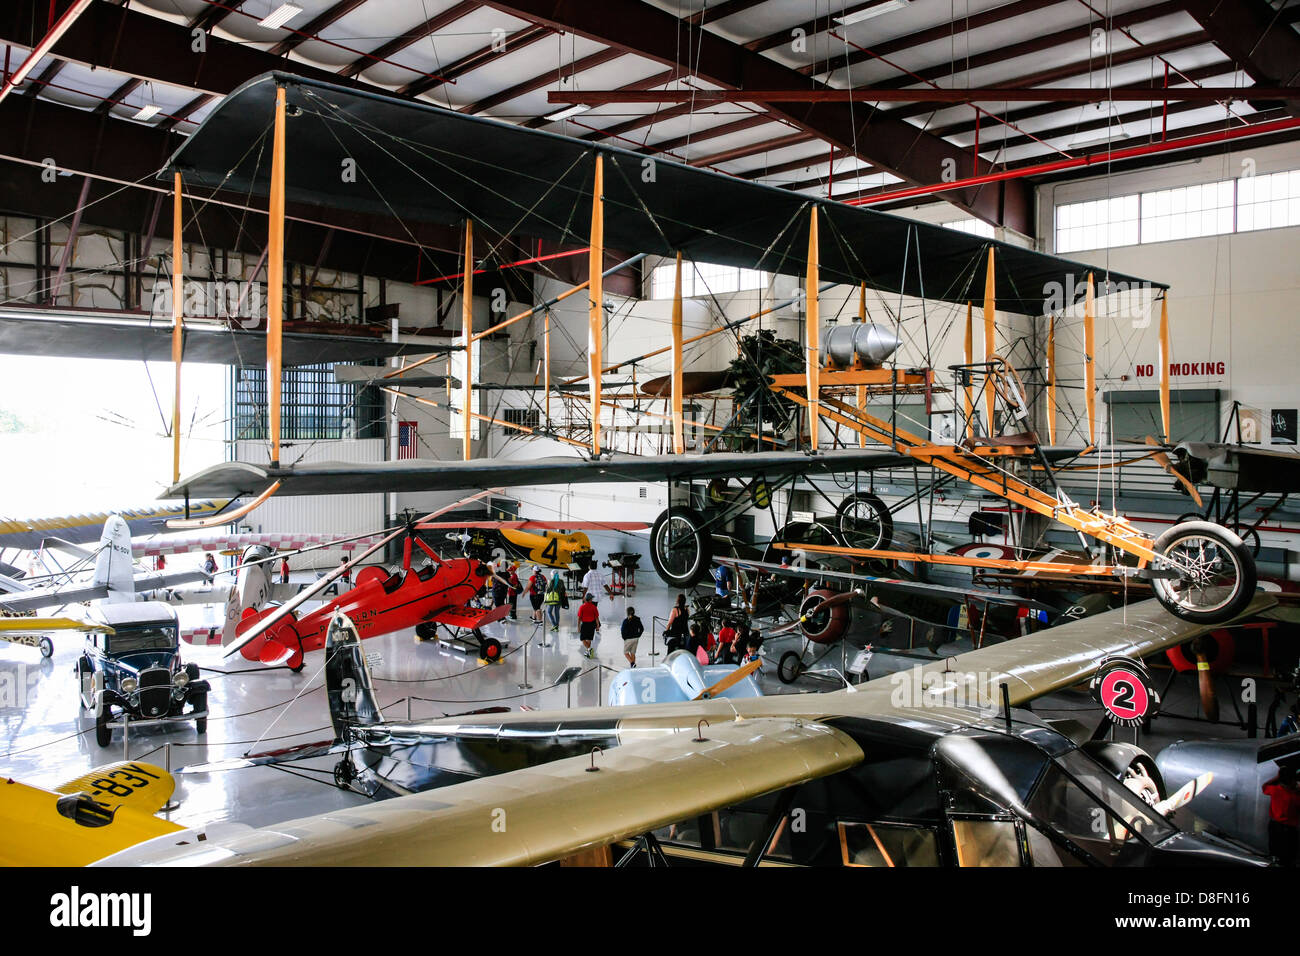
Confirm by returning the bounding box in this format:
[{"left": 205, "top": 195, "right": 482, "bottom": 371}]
[
  {"left": 835, "top": 492, "right": 893, "bottom": 552},
  {"left": 649, "top": 508, "right": 711, "bottom": 588},
  {"left": 777, "top": 651, "right": 805, "bottom": 684},
  {"left": 1150, "top": 521, "right": 1256, "bottom": 625}
]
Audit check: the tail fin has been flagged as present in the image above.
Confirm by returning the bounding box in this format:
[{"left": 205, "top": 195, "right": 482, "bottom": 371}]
[
  {"left": 92, "top": 515, "right": 134, "bottom": 602},
  {"left": 222, "top": 546, "right": 273, "bottom": 647},
  {"left": 325, "top": 611, "right": 383, "bottom": 741}
]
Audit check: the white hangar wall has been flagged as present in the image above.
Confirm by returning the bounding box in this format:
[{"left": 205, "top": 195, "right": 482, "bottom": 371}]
[{"left": 1037, "top": 138, "right": 1300, "bottom": 450}]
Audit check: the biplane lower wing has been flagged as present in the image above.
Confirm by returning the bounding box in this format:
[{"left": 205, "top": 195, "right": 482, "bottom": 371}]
[
  {"left": 432, "top": 604, "right": 512, "bottom": 631},
  {"left": 717, "top": 556, "right": 1053, "bottom": 610},
  {"left": 94, "top": 718, "right": 863, "bottom": 866},
  {"left": 162, "top": 449, "right": 915, "bottom": 499},
  {"left": 0, "top": 569, "right": 208, "bottom": 613}
]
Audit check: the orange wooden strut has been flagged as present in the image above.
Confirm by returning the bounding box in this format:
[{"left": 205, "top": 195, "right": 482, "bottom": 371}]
[
  {"left": 170, "top": 170, "right": 184, "bottom": 484},
  {"left": 266, "top": 85, "right": 288, "bottom": 468},
  {"left": 461, "top": 218, "right": 474, "bottom": 461},
  {"left": 672, "top": 252, "right": 684, "bottom": 454},
  {"left": 805, "top": 207, "right": 821, "bottom": 451},
  {"left": 588, "top": 155, "right": 604, "bottom": 455}
]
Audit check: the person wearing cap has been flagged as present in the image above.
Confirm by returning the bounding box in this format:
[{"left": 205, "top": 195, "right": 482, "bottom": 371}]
[{"left": 527, "top": 566, "right": 546, "bottom": 624}]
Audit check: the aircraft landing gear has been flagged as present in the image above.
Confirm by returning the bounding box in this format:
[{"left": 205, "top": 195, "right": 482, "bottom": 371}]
[
  {"left": 475, "top": 629, "right": 503, "bottom": 663},
  {"left": 1150, "top": 521, "right": 1257, "bottom": 625},
  {"left": 333, "top": 758, "right": 356, "bottom": 791},
  {"left": 649, "top": 508, "right": 711, "bottom": 588},
  {"left": 777, "top": 650, "right": 805, "bottom": 685}
]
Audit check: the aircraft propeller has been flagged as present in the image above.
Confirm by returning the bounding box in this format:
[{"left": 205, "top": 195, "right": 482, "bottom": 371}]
[
  {"left": 692, "top": 658, "right": 763, "bottom": 700},
  {"left": 1145, "top": 436, "right": 1204, "bottom": 507}
]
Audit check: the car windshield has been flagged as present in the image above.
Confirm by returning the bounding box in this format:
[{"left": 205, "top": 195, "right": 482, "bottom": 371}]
[
  {"left": 107, "top": 625, "right": 176, "bottom": 656},
  {"left": 1026, "top": 749, "right": 1176, "bottom": 863}
]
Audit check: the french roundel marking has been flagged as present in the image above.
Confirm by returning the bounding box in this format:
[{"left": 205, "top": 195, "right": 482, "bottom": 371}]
[{"left": 1099, "top": 668, "right": 1149, "bottom": 722}]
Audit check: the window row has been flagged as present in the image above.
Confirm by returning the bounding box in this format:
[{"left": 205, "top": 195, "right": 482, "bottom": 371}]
[{"left": 1055, "top": 168, "right": 1300, "bottom": 253}]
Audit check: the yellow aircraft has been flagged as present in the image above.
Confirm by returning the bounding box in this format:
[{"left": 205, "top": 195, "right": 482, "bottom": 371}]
[
  {"left": 0, "top": 616, "right": 113, "bottom": 659},
  {"left": 423, "top": 520, "right": 648, "bottom": 570},
  {"left": 0, "top": 761, "right": 181, "bottom": 866}
]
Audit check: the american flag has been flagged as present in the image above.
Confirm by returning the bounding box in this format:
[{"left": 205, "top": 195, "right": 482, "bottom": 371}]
[{"left": 397, "top": 420, "right": 418, "bottom": 459}]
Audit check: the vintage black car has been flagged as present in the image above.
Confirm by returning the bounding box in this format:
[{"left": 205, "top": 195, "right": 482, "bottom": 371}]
[{"left": 76, "top": 601, "right": 209, "bottom": 747}]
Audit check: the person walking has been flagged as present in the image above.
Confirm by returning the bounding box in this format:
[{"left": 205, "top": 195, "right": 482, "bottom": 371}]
[
  {"left": 279, "top": 556, "right": 290, "bottom": 584},
  {"left": 527, "top": 566, "right": 546, "bottom": 624},
  {"left": 621, "top": 607, "right": 644, "bottom": 668},
  {"left": 202, "top": 552, "right": 217, "bottom": 585},
  {"left": 581, "top": 562, "right": 606, "bottom": 602},
  {"left": 577, "top": 594, "right": 601, "bottom": 659},
  {"left": 544, "top": 571, "right": 566, "bottom": 631}
]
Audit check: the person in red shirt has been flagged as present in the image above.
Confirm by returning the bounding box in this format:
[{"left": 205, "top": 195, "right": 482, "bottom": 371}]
[
  {"left": 576, "top": 595, "right": 601, "bottom": 659},
  {"left": 280, "top": 556, "right": 290, "bottom": 584},
  {"left": 714, "top": 621, "right": 737, "bottom": 663},
  {"left": 1263, "top": 765, "right": 1300, "bottom": 866}
]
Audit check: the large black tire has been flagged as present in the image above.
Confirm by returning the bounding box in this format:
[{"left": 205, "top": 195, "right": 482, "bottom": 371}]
[
  {"left": 777, "top": 650, "right": 805, "bottom": 685},
  {"left": 1150, "top": 521, "right": 1256, "bottom": 625},
  {"left": 479, "top": 636, "right": 503, "bottom": 662},
  {"left": 649, "top": 508, "right": 712, "bottom": 588},
  {"left": 95, "top": 705, "right": 112, "bottom": 748},
  {"left": 191, "top": 692, "right": 207, "bottom": 735},
  {"left": 835, "top": 492, "right": 893, "bottom": 552}
]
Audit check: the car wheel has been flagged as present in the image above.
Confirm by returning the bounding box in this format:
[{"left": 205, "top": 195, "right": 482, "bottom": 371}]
[
  {"left": 95, "top": 705, "right": 112, "bottom": 748},
  {"left": 191, "top": 692, "right": 207, "bottom": 735}
]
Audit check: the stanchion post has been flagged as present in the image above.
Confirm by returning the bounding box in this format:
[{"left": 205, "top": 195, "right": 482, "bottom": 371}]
[
  {"left": 518, "top": 635, "right": 534, "bottom": 690},
  {"left": 122, "top": 716, "right": 129, "bottom": 762}
]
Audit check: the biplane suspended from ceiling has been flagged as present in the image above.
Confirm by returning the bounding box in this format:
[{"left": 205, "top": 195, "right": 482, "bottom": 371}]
[{"left": 157, "top": 72, "right": 1255, "bottom": 626}]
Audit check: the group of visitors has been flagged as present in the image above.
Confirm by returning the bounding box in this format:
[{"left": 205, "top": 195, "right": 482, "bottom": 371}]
[
  {"left": 479, "top": 559, "right": 760, "bottom": 673},
  {"left": 661, "top": 593, "right": 761, "bottom": 665}
]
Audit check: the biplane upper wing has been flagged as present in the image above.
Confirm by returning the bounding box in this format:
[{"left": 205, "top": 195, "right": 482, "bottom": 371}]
[
  {"left": 0, "top": 501, "right": 228, "bottom": 551},
  {"left": 94, "top": 718, "right": 862, "bottom": 866}
]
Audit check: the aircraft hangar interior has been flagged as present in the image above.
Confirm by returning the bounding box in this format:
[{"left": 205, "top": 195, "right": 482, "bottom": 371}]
[{"left": 0, "top": 0, "right": 1298, "bottom": 911}]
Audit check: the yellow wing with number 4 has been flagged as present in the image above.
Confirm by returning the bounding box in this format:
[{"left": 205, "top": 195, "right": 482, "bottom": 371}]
[{"left": 0, "top": 761, "right": 183, "bottom": 866}]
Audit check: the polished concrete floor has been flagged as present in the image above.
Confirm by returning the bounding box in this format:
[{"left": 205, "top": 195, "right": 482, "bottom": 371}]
[{"left": 0, "top": 573, "right": 1270, "bottom": 835}]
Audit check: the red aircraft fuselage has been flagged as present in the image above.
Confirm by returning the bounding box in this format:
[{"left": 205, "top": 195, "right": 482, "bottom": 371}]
[{"left": 235, "top": 544, "right": 507, "bottom": 669}]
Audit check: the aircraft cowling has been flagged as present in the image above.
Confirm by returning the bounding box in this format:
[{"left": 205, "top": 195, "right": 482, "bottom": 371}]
[
  {"left": 235, "top": 605, "right": 305, "bottom": 670},
  {"left": 799, "top": 589, "right": 852, "bottom": 645}
]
